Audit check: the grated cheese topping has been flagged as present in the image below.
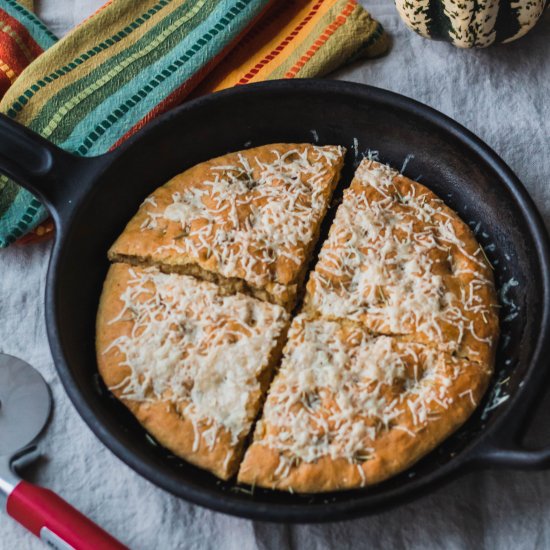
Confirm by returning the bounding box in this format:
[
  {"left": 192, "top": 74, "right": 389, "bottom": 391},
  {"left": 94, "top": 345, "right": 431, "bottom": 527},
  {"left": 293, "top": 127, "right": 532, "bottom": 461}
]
[
  {"left": 102, "top": 152, "right": 498, "bottom": 487},
  {"left": 257, "top": 315, "right": 471, "bottom": 482},
  {"left": 139, "top": 145, "right": 345, "bottom": 290},
  {"left": 306, "top": 159, "right": 497, "bottom": 361},
  {"left": 104, "top": 266, "right": 288, "bottom": 449}
]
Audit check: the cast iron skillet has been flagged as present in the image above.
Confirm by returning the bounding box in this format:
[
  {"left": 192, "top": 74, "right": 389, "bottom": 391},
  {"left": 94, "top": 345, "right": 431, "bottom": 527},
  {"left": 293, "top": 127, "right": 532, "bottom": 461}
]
[{"left": 1, "top": 80, "right": 550, "bottom": 523}]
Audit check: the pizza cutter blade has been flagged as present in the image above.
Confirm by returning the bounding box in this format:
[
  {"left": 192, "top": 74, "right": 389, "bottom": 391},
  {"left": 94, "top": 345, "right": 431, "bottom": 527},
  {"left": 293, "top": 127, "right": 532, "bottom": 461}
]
[
  {"left": 0, "top": 354, "right": 127, "bottom": 549},
  {"left": 0, "top": 354, "right": 51, "bottom": 459}
]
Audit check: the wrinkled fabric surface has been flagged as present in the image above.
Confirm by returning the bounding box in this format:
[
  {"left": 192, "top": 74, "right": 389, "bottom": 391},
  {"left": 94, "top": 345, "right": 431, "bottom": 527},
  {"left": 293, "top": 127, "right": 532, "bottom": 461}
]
[{"left": 1, "top": 1, "right": 549, "bottom": 548}]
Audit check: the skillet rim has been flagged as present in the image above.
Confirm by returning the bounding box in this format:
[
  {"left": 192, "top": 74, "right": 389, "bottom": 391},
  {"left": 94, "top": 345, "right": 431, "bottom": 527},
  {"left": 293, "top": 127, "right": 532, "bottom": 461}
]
[{"left": 45, "top": 79, "right": 550, "bottom": 522}]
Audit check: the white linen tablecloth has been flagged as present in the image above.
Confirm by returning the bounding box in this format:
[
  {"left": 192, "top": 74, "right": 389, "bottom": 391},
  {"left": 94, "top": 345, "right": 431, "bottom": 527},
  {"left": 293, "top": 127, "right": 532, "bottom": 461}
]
[{"left": 1, "top": 1, "right": 549, "bottom": 548}]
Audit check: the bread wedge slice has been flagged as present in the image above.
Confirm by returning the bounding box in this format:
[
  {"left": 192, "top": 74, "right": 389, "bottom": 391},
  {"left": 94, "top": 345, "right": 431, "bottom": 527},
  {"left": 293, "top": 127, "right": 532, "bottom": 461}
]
[
  {"left": 109, "top": 143, "right": 346, "bottom": 311},
  {"left": 96, "top": 263, "right": 289, "bottom": 480}
]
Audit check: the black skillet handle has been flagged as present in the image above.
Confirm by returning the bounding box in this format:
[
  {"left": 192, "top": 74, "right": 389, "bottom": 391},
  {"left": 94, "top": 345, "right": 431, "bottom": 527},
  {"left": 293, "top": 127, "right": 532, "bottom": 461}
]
[
  {"left": 472, "top": 440, "right": 550, "bottom": 469},
  {"left": 469, "top": 386, "right": 550, "bottom": 470},
  {"left": 0, "top": 114, "right": 87, "bottom": 222}
]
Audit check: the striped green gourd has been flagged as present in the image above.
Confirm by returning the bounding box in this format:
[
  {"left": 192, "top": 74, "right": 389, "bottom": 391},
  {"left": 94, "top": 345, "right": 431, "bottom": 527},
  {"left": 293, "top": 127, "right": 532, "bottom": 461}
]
[{"left": 395, "top": 0, "right": 548, "bottom": 47}]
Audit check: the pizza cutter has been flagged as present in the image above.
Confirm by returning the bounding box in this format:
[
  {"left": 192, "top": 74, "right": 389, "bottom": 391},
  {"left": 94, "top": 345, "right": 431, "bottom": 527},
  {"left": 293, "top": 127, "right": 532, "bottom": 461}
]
[{"left": 0, "top": 354, "right": 127, "bottom": 549}]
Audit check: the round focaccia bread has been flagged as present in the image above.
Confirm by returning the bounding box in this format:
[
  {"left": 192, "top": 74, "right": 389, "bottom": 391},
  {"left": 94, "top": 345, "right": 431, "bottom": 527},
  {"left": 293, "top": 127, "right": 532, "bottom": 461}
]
[
  {"left": 304, "top": 159, "right": 499, "bottom": 366},
  {"left": 96, "top": 263, "right": 288, "bottom": 480},
  {"left": 108, "top": 143, "right": 346, "bottom": 310},
  {"left": 238, "top": 315, "right": 493, "bottom": 492},
  {"left": 97, "top": 150, "right": 499, "bottom": 492}
]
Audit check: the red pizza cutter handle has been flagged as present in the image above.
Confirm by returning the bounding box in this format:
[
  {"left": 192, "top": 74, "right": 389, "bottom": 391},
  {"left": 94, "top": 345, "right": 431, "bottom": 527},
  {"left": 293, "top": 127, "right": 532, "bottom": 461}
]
[{"left": 7, "top": 480, "right": 127, "bottom": 550}]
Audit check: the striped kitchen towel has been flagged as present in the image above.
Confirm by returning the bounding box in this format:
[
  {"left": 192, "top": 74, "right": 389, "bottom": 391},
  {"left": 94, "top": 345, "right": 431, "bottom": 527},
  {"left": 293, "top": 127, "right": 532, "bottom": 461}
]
[{"left": 0, "top": 0, "right": 388, "bottom": 247}]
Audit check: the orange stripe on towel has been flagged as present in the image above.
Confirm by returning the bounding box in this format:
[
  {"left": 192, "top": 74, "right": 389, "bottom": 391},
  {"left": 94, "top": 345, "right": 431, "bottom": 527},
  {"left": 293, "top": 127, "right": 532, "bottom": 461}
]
[
  {"left": 284, "top": 0, "right": 355, "bottom": 78},
  {"left": 236, "top": 0, "right": 325, "bottom": 85}
]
